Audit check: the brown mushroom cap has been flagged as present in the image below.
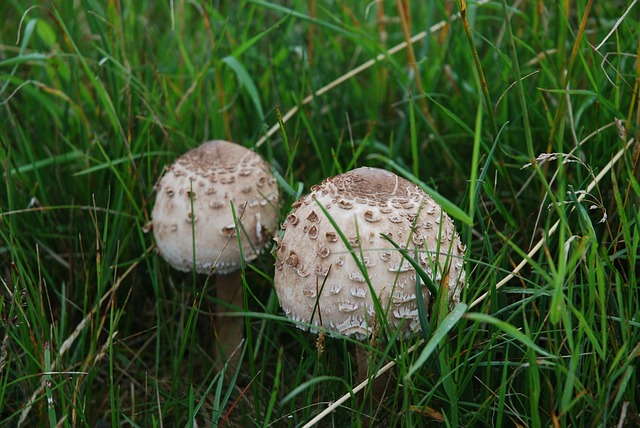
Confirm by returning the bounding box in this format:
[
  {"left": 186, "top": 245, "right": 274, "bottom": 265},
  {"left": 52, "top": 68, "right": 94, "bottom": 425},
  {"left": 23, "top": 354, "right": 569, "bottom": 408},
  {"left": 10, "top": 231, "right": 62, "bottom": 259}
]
[
  {"left": 273, "top": 167, "right": 465, "bottom": 340},
  {"left": 151, "top": 140, "right": 279, "bottom": 274}
]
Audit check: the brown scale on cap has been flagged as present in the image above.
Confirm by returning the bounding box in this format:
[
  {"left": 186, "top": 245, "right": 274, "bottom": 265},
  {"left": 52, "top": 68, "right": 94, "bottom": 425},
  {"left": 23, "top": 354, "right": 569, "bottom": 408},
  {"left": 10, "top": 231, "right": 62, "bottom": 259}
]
[
  {"left": 274, "top": 167, "right": 466, "bottom": 340},
  {"left": 151, "top": 140, "right": 279, "bottom": 274}
]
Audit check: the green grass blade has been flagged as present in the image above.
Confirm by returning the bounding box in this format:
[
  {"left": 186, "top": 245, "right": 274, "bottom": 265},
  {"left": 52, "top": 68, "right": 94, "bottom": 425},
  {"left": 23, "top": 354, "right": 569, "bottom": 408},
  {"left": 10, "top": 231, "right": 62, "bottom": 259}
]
[
  {"left": 222, "top": 56, "right": 265, "bottom": 121},
  {"left": 466, "top": 312, "right": 555, "bottom": 358},
  {"left": 405, "top": 302, "right": 467, "bottom": 380}
]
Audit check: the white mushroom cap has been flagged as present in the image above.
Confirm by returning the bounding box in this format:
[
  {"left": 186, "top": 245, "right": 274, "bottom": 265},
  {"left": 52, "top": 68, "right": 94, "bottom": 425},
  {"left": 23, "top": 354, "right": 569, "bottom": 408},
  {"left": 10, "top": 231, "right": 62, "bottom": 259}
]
[
  {"left": 151, "top": 140, "right": 279, "bottom": 274},
  {"left": 274, "top": 167, "right": 466, "bottom": 340}
]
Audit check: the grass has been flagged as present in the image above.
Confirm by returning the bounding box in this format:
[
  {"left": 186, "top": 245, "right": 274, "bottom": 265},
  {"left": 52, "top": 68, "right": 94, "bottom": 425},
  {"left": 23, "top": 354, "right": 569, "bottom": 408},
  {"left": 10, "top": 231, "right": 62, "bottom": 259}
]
[{"left": 1, "top": 0, "right": 639, "bottom": 426}]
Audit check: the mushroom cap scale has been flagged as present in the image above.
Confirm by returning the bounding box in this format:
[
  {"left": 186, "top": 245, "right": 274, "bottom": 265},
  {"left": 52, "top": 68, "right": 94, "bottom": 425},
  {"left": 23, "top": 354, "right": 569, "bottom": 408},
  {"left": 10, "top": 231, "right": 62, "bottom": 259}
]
[
  {"left": 274, "top": 167, "right": 466, "bottom": 340},
  {"left": 151, "top": 140, "right": 279, "bottom": 274}
]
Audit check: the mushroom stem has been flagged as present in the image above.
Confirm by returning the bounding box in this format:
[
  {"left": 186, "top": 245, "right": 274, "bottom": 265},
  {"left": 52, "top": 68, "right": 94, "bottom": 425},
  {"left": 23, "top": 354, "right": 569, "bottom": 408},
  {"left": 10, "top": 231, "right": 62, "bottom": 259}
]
[
  {"left": 214, "top": 270, "right": 244, "bottom": 369},
  {"left": 354, "top": 344, "right": 371, "bottom": 389},
  {"left": 353, "top": 342, "right": 394, "bottom": 409}
]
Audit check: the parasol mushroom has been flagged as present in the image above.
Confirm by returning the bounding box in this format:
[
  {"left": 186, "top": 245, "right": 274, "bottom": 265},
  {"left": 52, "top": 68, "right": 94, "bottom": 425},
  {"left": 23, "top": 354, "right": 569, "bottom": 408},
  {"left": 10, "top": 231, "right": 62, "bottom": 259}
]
[{"left": 151, "top": 140, "right": 279, "bottom": 367}]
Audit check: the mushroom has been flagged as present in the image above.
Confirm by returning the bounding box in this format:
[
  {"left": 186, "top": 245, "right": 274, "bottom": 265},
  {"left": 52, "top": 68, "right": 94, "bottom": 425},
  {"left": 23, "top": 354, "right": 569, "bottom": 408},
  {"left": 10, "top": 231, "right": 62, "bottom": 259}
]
[
  {"left": 151, "top": 140, "right": 279, "bottom": 366},
  {"left": 273, "top": 167, "right": 465, "bottom": 396}
]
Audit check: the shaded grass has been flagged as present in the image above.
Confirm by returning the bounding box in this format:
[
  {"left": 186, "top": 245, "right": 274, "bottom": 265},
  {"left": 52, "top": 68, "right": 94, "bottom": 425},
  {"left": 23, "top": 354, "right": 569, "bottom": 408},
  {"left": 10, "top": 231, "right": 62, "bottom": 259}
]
[{"left": 1, "top": 0, "right": 639, "bottom": 426}]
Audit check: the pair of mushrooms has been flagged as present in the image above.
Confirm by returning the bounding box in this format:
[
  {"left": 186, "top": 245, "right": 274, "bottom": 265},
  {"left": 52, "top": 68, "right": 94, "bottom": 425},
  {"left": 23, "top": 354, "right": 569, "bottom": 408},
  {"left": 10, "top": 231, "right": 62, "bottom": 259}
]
[{"left": 150, "top": 140, "right": 466, "bottom": 369}]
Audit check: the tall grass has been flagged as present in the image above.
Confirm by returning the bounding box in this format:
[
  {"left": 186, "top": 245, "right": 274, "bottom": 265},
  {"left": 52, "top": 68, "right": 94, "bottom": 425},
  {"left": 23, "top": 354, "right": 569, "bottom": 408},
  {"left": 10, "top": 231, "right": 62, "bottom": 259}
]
[{"left": 1, "top": 1, "right": 639, "bottom": 426}]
